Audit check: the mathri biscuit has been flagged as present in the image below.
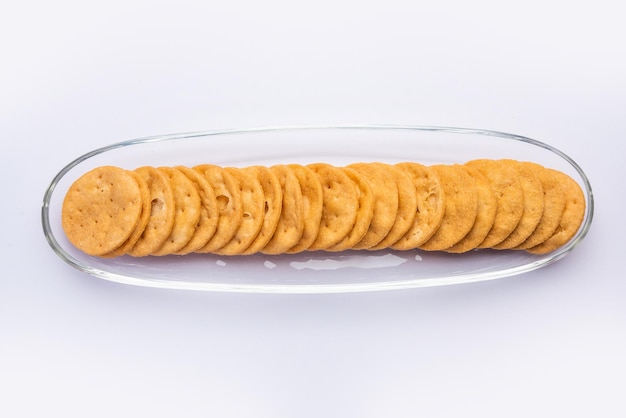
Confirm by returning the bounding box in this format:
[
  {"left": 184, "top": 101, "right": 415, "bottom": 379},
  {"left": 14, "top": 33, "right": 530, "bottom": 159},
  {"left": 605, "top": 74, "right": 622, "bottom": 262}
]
[
  {"left": 127, "top": 166, "right": 176, "bottom": 257},
  {"left": 392, "top": 162, "right": 446, "bottom": 250},
  {"left": 347, "top": 163, "right": 399, "bottom": 250},
  {"left": 306, "top": 163, "right": 359, "bottom": 251},
  {"left": 418, "top": 164, "right": 478, "bottom": 251},
  {"left": 151, "top": 167, "right": 202, "bottom": 256},
  {"left": 286, "top": 164, "right": 323, "bottom": 254},
  {"left": 193, "top": 164, "right": 243, "bottom": 253},
  {"left": 62, "top": 166, "right": 145, "bottom": 256},
  {"left": 465, "top": 159, "right": 525, "bottom": 248},
  {"left": 326, "top": 167, "right": 375, "bottom": 252},
  {"left": 62, "top": 159, "right": 586, "bottom": 258}
]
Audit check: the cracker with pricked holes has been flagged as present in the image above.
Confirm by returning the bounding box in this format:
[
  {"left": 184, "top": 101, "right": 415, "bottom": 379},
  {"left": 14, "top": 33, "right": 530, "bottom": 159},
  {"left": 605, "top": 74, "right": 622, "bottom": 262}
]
[
  {"left": 239, "top": 165, "right": 283, "bottom": 255},
  {"left": 286, "top": 164, "right": 323, "bottom": 254},
  {"left": 103, "top": 169, "right": 152, "bottom": 258},
  {"left": 193, "top": 164, "right": 243, "bottom": 253},
  {"left": 493, "top": 160, "right": 545, "bottom": 249},
  {"left": 514, "top": 165, "right": 566, "bottom": 250},
  {"left": 419, "top": 164, "right": 478, "bottom": 251},
  {"left": 526, "top": 169, "right": 585, "bottom": 255},
  {"left": 174, "top": 166, "right": 219, "bottom": 255},
  {"left": 62, "top": 159, "right": 586, "bottom": 258},
  {"left": 465, "top": 159, "right": 524, "bottom": 248},
  {"left": 327, "top": 167, "right": 375, "bottom": 252},
  {"left": 348, "top": 162, "right": 399, "bottom": 250},
  {"left": 214, "top": 167, "right": 265, "bottom": 255},
  {"left": 306, "top": 163, "right": 359, "bottom": 251},
  {"left": 62, "top": 166, "right": 144, "bottom": 256},
  {"left": 128, "top": 166, "right": 176, "bottom": 257},
  {"left": 368, "top": 164, "right": 418, "bottom": 251},
  {"left": 392, "top": 162, "right": 446, "bottom": 250},
  {"left": 261, "top": 164, "right": 304, "bottom": 254},
  {"left": 445, "top": 165, "right": 497, "bottom": 253},
  {"left": 151, "top": 167, "right": 202, "bottom": 256}
]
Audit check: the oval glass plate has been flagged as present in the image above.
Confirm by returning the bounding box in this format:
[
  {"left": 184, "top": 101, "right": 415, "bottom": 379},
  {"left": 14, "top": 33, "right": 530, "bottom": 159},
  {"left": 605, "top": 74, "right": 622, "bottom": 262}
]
[{"left": 42, "top": 125, "right": 594, "bottom": 293}]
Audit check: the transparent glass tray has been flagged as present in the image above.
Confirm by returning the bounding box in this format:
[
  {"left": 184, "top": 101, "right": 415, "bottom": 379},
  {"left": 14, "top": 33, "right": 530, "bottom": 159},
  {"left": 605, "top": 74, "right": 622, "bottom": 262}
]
[{"left": 42, "top": 125, "right": 594, "bottom": 293}]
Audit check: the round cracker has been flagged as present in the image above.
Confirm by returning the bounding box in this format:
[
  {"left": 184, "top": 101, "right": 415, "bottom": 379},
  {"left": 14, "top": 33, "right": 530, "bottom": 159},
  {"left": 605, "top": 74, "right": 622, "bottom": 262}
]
[
  {"left": 367, "top": 164, "right": 418, "bottom": 251},
  {"left": 128, "top": 166, "right": 176, "bottom": 257},
  {"left": 515, "top": 165, "right": 567, "bottom": 250},
  {"left": 306, "top": 163, "right": 359, "bottom": 251},
  {"left": 151, "top": 167, "right": 202, "bottom": 256},
  {"left": 347, "top": 163, "right": 399, "bottom": 250},
  {"left": 102, "top": 170, "right": 152, "bottom": 257},
  {"left": 261, "top": 164, "right": 305, "bottom": 255},
  {"left": 392, "top": 162, "right": 446, "bottom": 250},
  {"left": 418, "top": 164, "right": 478, "bottom": 251},
  {"left": 193, "top": 164, "right": 243, "bottom": 253},
  {"left": 526, "top": 170, "right": 585, "bottom": 254},
  {"left": 286, "top": 164, "right": 324, "bottom": 254},
  {"left": 239, "top": 165, "right": 283, "bottom": 255},
  {"left": 214, "top": 167, "right": 265, "bottom": 255},
  {"left": 174, "top": 166, "right": 219, "bottom": 255},
  {"left": 445, "top": 166, "right": 497, "bottom": 253},
  {"left": 62, "top": 166, "right": 144, "bottom": 256},
  {"left": 465, "top": 159, "right": 525, "bottom": 248},
  {"left": 492, "top": 160, "right": 545, "bottom": 249},
  {"left": 326, "top": 167, "right": 375, "bottom": 252}
]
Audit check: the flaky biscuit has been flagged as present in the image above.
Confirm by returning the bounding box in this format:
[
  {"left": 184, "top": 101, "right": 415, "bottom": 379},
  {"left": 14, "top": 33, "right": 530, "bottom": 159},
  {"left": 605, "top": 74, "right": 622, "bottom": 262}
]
[
  {"left": 327, "top": 167, "right": 375, "bottom": 252},
  {"left": 368, "top": 164, "right": 417, "bottom": 251},
  {"left": 392, "top": 162, "right": 446, "bottom": 250},
  {"left": 526, "top": 170, "right": 585, "bottom": 255},
  {"left": 419, "top": 164, "right": 478, "bottom": 251},
  {"left": 444, "top": 166, "right": 497, "bottom": 253},
  {"left": 193, "top": 164, "right": 243, "bottom": 253},
  {"left": 348, "top": 163, "right": 399, "bottom": 250},
  {"left": 492, "top": 160, "right": 545, "bottom": 250},
  {"left": 240, "top": 165, "right": 283, "bottom": 255},
  {"left": 286, "top": 164, "right": 324, "bottom": 254},
  {"left": 465, "top": 159, "right": 524, "bottom": 248},
  {"left": 214, "top": 167, "right": 265, "bottom": 255},
  {"left": 62, "top": 166, "right": 144, "bottom": 256},
  {"left": 151, "top": 167, "right": 202, "bottom": 256},
  {"left": 261, "top": 164, "right": 304, "bottom": 254},
  {"left": 306, "top": 163, "right": 359, "bottom": 251},
  {"left": 127, "top": 166, "right": 176, "bottom": 257}
]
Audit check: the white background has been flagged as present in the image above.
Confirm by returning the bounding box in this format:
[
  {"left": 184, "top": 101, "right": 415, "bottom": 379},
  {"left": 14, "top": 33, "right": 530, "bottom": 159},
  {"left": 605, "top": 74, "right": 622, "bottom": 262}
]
[{"left": 2, "top": 1, "right": 624, "bottom": 416}]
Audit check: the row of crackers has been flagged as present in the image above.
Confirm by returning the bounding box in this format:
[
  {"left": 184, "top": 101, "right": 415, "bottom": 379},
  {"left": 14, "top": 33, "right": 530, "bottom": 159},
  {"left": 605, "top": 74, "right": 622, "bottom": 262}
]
[{"left": 61, "top": 160, "right": 585, "bottom": 257}]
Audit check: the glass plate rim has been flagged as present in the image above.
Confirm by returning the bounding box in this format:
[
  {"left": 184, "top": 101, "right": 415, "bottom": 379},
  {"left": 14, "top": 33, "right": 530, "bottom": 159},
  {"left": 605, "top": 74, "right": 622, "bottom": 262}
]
[{"left": 41, "top": 124, "right": 595, "bottom": 293}]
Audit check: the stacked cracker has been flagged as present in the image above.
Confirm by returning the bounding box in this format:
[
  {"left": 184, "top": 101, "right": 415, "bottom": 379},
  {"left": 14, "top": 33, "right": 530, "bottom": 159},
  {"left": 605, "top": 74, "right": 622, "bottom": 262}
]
[{"left": 61, "top": 160, "right": 585, "bottom": 257}]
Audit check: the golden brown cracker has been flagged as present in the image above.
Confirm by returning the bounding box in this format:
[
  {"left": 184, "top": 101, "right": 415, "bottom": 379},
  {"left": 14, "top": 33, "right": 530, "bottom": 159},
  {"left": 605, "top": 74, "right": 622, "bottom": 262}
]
[
  {"left": 327, "top": 167, "right": 375, "bottom": 252},
  {"left": 515, "top": 166, "right": 567, "bottom": 250},
  {"left": 306, "top": 163, "right": 359, "bottom": 251},
  {"left": 465, "top": 159, "right": 524, "bottom": 248},
  {"left": 151, "top": 167, "right": 202, "bottom": 256},
  {"left": 102, "top": 169, "right": 152, "bottom": 257},
  {"left": 62, "top": 166, "right": 143, "bottom": 256},
  {"left": 526, "top": 170, "right": 585, "bottom": 254},
  {"left": 492, "top": 161, "right": 545, "bottom": 249},
  {"left": 128, "top": 166, "right": 176, "bottom": 257},
  {"left": 392, "top": 162, "right": 446, "bottom": 250},
  {"left": 214, "top": 167, "right": 265, "bottom": 255},
  {"left": 286, "top": 164, "right": 324, "bottom": 254},
  {"left": 193, "top": 164, "right": 243, "bottom": 253},
  {"left": 445, "top": 166, "right": 497, "bottom": 253},
  {"left": 174, "top": 166, "right": 219, "bottom": 255},
  {"left": 261, "top": 164, "right": 305, "bottom": 254},
  {"left": 418, "top": 164, "right": 478, "bottom": 251},
  {"left": 368, "top": 164, "right": 418, "bottom": 251},
  {"left": 239, "top": 165, "right": 283, "bottom": 255},
  {"left": 347, "top": 162, "right": 399, "bottom": 250}
]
